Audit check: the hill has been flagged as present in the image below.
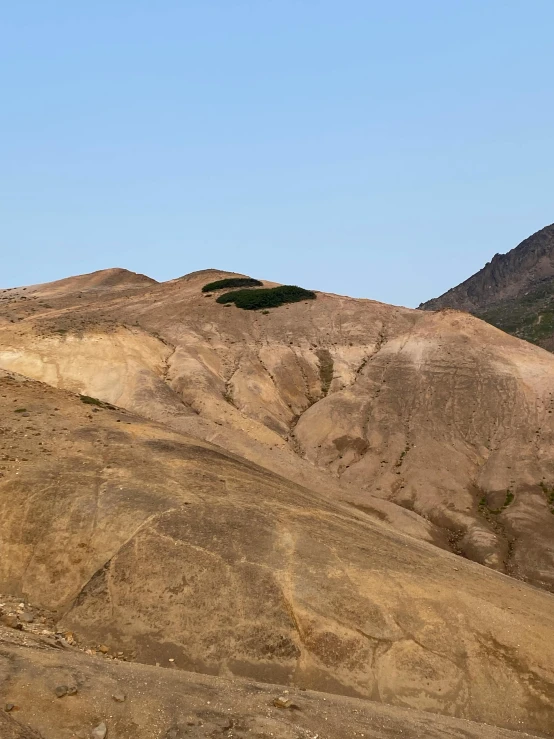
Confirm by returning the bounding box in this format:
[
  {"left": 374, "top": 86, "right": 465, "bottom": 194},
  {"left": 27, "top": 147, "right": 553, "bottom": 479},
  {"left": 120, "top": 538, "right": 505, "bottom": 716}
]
[
  {"left": 3, "top": 269, "right": 554, "bottom": 735},
  {"left": 420, "top": 223, "right": 554, "bottom": 349},
  {"left": 1, "top": 370, "right": 554, "bottom": 736},
  {"left": 2, "top": 269, "right": 554, "bottom": 592}
]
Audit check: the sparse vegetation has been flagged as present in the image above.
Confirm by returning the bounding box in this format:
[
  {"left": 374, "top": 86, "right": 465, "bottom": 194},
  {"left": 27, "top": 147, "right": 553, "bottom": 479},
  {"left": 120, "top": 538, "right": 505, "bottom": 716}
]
[
  {"left": 316, "top": 348, "right": 333, "bottom": 396},
  {"left": 80, "top": 395, "right": 103, "bottom": 406},
  {"left": 216, "top": 285, "right": 316, "bottom": 311},
  {"left": 202, "top": 277, "right": 263, "bottom": 293},
  {"left": 475, "top": 279, "right": 554, "bottom": 348},
  {"left": 394, "top": 443, "right": 412, "bottom": 468},
  {"left": 539, "top": 481, "right": 554, "bottom": 513},
  {"left": 479, "top": 488, "right": 515, "bottom": 515}
]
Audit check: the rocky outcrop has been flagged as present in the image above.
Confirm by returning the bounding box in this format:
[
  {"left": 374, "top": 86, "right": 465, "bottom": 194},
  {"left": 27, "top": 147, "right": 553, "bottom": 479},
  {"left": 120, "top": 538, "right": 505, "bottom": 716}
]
[{"left": 420, "top": 223, "right": 554, "bottom": 312}]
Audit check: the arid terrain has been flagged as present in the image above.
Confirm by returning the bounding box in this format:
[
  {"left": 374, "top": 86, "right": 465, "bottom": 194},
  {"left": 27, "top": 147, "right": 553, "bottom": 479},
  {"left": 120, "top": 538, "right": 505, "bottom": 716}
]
[{"left": 2, "top": 268, "right": 554, "bottom": 737}]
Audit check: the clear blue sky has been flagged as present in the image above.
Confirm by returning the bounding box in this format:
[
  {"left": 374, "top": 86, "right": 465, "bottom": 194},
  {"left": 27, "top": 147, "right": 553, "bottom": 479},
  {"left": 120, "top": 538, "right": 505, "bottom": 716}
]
[{"left": 2, "top": 1, "right": 554, "bottom": 307}]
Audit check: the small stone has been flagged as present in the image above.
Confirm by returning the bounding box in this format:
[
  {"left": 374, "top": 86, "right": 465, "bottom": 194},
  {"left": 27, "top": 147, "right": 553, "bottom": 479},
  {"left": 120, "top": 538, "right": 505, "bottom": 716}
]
[
  {"left": 20, "top": 612, "right": 34, "bottom": 623},
  {"left": 55, "top": 685, "right": 68, "bottom": 698},
  {"left": 272, "top": 696, "right": 300, "bottom": 710},
  {"left": 98, "top": 644, "right": 109, "bottom": 654},
  {"left": 67, "top": 686, "right": 78, "bottom": 695},
  {"left": 112, "top": 693, "right": 125, "bottom": 702},
  {"left": 168, "top": 658, "right": 174, "bottom": 662},
  {"left": 91, "top": 721, "right": 107, "bottom": 739},
  {"left": 273, "top": 696, "right": 291, "bottom": 708},
  {"left": 4, "top": 703, "right": 15, "bottom": 712},
  {"left": 1, "top": 614, "right": 18, "bottom": 629}
]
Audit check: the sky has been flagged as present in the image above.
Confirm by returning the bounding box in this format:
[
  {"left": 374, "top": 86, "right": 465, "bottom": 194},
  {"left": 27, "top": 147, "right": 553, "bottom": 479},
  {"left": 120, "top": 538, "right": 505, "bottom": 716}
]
[{"left": 1, "top": 1, "right": 554, "bottom": 308}]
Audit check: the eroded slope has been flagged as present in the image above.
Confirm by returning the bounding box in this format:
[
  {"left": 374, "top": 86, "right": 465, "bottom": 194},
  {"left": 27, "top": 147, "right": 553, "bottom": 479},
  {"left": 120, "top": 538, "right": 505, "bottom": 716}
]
[
  {"left": 1, "top": 372, "right": 554, "bottom": 734},
  {"left": 2, "top": 269, "right": 554, "bottom": 590},
  {"left": 0, "top": 625, "right": 542, "bottom": 739}
]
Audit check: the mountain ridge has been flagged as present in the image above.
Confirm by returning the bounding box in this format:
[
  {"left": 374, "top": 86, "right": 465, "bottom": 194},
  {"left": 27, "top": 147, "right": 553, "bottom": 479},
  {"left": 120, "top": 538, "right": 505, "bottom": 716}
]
[
  {"left": 420, "top": 223, "right": 554, "bottom": 312},
  {"left": 419, "top": 223, "right": 554, "bottom": 350}
]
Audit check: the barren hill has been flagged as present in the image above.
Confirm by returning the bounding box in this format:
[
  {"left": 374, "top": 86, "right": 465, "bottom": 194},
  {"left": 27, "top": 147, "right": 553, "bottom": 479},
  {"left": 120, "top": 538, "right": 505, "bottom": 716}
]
[
  {"left": 2, "top": 269, "right": 554, "bottom": 592},
  {"left": 4, "top": 269, "right": 554, "bottom": 736},
  {"left": 1, "top": 370, "right": 554, "bottom": 737},
  {"left": 420, "top": 223, "right": 554, "bottom": 349}
]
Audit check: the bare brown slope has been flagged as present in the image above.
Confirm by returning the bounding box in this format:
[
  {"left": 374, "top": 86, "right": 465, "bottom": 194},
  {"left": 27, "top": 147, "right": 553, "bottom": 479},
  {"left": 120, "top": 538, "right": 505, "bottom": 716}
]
[
  {"left": 26, "top": 267, "right": 158, "bottom": 295},
  {"left": 1, "top": 371, "right": 554, "bottom": 735},
  {"left": 2, "top": 270, "right": 554, "bottom": 590},
  {"left": 0, "top": 626, "right": 542, "bottom": 739}
]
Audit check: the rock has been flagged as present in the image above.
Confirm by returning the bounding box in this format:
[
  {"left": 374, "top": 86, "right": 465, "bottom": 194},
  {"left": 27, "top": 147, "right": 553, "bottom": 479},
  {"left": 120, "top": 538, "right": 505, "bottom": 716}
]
[
  {"left": 55, "top": 685, "right": 68, "bottom": 698},
  {"left": 112, "top": 693, "right": 125, "bottom": 702},
  {"left": 67, "top": 686, "right": 78, "bottom": 695},
  {"left": 20, "top": 611, "right": 34, "bottom": 623},
  {"left": 4, "top": 703, "right": 15, "bottom": 712},
  {"left": 272, "top": 696, "right": 300, "bottom": 710},
  {"left": 91, "top": 722, "right": 107, "bottom": 739},
  {"left": 41, "top": 635, "right": 62, "bottom": 649},
  {"left": 1, "top": 614, "right": 18, "bottom": 629},
  {"left": 98, "top": 644, "right": 109, "bottom": 654}
]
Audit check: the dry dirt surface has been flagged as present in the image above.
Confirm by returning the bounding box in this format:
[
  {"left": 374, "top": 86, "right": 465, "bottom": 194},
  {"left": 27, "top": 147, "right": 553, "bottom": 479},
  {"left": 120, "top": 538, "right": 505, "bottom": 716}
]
[
  {"left": 2, "top": 268, "right": 554, "bottom": 591},
  {"left": 0, "top": 371, "right": 554, "bottom": 736},
  {"left": 0, "top": 625, "right": 544, "bottom": 739}
]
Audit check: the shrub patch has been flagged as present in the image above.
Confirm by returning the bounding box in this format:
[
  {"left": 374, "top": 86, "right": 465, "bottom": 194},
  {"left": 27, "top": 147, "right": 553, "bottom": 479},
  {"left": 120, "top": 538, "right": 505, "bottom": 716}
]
[
  {"left": 216, "top": 285, "right": 316, "bottom": 311},
  {"left": 202, "top": 277, "right": 263, "bottom": 293}
]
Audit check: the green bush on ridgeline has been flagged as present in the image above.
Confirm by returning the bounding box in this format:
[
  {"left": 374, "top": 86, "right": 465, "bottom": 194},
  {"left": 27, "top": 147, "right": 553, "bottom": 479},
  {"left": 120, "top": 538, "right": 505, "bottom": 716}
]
[
  {"left": 216, "top": 285, "right": 316, "bottom": 310},
  {"left": 202, "top": 277, "right": 263, "bottom": 293},
  {"left": 80, "top": 395, "right": 103, "bottom": 406}
]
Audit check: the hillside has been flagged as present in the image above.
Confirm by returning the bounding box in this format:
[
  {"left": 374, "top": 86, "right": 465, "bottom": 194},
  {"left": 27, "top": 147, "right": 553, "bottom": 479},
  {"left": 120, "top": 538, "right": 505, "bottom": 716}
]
[
  {"left": 2, "top": 268, "right": 554, "bottom": 592},
  {"left": 3, "top": 268, "right": 554, "bottom": 736},
  {"left": 1, "top": 623, "right": 542, "bottom": 739},
  {"left": 420, "top": 223, "right": 554, "bottom": 349},
  {"left": 1, "top": 370, "right": 554, "bottom": 737}
]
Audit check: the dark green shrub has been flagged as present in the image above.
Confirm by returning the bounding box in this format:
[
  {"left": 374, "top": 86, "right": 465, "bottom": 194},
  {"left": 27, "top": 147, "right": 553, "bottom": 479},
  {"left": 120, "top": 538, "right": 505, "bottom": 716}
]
[
  {"left": 202, "top": 277, "right": 263, "bottom": 293},
  {"left": 80, "top": 395, "right": 103, "bottom": 406},
  {"left": 216, "top": 285, "right": 316, "bottom": 310}
]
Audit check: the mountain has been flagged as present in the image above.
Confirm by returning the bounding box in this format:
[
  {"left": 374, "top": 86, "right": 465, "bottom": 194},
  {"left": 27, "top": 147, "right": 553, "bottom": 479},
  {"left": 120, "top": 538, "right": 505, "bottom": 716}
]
[
  {"left": 3, "top": 268, "right": 554, "bottom": 736},
  {"left": 420, "top": 223, "right": 554, "bottom": 349}
]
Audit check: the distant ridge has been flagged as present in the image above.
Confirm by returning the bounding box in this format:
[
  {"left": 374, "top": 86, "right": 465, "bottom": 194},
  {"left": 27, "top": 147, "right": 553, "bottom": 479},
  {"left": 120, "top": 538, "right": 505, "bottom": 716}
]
[{"left": 420, "top": 223, "right": 554, "bottom": 349}]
